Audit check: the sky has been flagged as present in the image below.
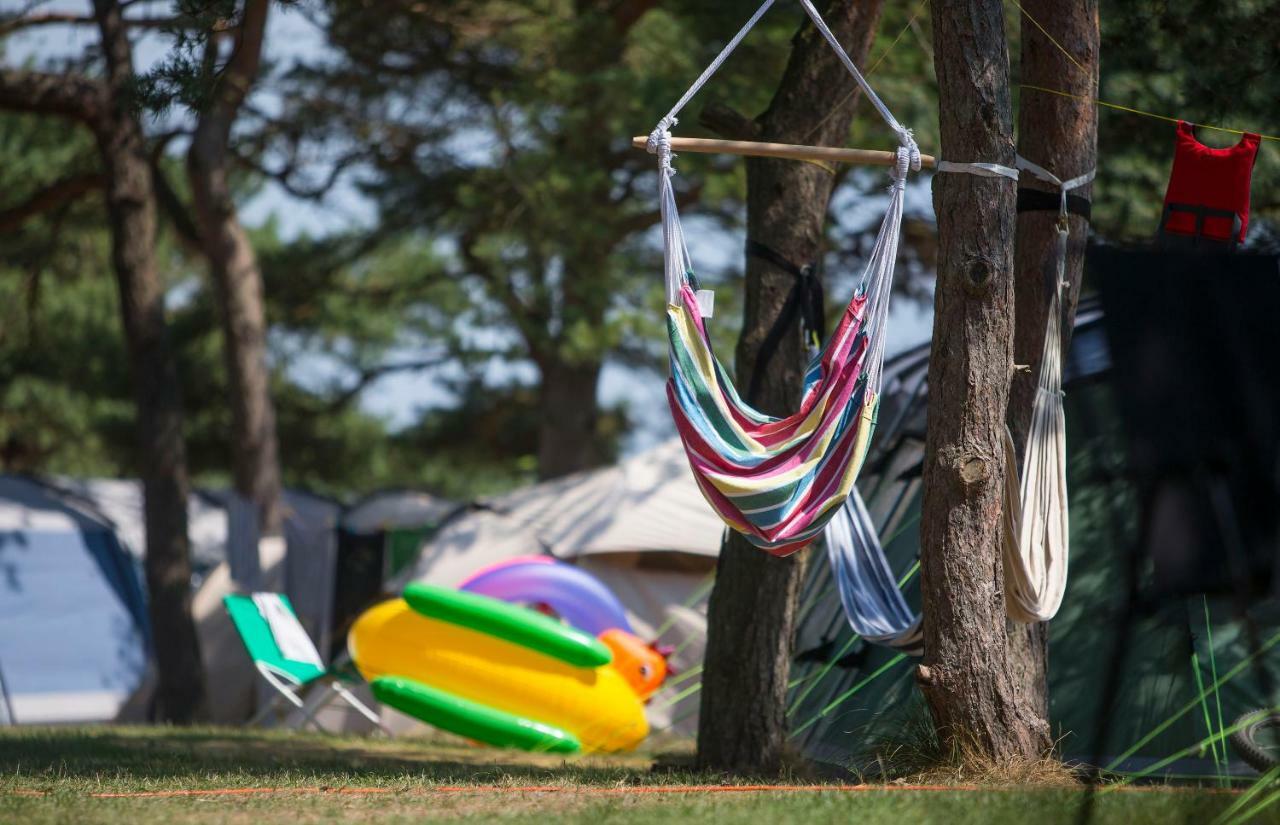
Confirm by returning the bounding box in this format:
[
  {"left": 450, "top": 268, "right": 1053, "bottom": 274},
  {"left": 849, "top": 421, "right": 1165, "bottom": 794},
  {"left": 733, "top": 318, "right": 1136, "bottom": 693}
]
[{"left": 6, "top": 1, "right": 937, "bottom": 453}]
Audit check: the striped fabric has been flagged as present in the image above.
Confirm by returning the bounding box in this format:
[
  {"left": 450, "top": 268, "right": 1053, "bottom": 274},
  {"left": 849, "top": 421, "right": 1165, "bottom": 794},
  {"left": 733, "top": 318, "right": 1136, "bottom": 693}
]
[{"left": 666, "top": 280, "right": 881, "bottom": 556}]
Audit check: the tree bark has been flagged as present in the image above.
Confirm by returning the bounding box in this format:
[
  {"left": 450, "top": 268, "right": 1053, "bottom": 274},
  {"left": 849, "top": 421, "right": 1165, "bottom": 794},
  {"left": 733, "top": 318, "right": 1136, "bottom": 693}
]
[
  {"left": 917, "top": 0, "right": 1048, "bottom": 760},
  {"left": 187, "top": 0, "right": 283, "bottom": 538},
  {"left": 536, "top": 357, "right": 602, "bottom": 479},
  {"left": 92, "top": 0, "right": 207, "bottom": 723},
  {"left": 1005, "top": 0, "right": 1100, "bottom": 724},
  {"left": 696, "top": 0, "right": 884, "bottom": 775}
]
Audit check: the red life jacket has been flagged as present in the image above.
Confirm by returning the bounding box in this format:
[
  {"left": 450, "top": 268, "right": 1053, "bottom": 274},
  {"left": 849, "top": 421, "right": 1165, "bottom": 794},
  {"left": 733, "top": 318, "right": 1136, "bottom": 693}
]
[{"left": 1160, "top": 121, "right": 1260, "bottom": 246}]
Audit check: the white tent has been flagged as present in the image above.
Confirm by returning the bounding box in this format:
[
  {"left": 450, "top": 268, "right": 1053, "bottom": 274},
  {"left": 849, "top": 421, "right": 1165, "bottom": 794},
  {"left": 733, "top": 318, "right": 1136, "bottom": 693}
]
[
  {"left": 0, "top": 476, "right": 149, "bottom": 725},
  {"left": 334, "top": 440, "right": 722, "bottom": 736}
]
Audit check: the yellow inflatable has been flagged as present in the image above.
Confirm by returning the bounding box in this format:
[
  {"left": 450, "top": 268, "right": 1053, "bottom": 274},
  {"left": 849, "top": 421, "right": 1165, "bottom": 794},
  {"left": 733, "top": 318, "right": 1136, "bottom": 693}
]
[{"left": 348, "top": 585, "right": 648, "bottom": 753}]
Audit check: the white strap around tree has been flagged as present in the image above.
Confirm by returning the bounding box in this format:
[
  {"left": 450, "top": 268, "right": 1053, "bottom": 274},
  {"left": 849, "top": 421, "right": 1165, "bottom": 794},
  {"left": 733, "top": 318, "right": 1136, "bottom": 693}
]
[
  {"left": 1000, "top": 157, "right": 1094, "bottom": 623},
  {"left": 935, "top": 160, "right": 1020, "bottom": 181}
]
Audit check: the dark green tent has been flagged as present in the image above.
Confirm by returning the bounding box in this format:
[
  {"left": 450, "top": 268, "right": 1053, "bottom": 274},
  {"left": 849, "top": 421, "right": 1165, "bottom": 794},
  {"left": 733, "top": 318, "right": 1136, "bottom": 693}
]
[{"left": 788, "top": 301, "right": 1280, "bottom": 780}]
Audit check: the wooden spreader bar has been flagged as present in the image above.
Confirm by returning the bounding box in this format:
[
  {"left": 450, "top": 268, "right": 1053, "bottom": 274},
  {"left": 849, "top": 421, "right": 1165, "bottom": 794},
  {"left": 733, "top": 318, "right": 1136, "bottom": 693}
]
[{"left": 630, "top": 136, "right": 937, "bottom": 169}]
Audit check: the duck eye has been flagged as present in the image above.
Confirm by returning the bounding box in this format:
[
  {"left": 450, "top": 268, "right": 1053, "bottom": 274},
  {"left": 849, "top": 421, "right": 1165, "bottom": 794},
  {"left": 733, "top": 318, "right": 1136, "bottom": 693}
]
[{"left": 639, "top": 664, "right": 652, "bottom": 678}]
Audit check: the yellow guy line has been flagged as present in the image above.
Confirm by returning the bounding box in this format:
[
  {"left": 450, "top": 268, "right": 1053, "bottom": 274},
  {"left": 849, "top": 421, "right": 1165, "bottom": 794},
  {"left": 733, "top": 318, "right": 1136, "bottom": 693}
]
[
  {"left": 1019, "top": 83, "right": 1280, "bottom": 143},
  {"left": 1010, "top": 0, "right": 1279, "bottom": 142},
  {"left": 1006, "top": 0, "right": 1092, "bottom": 80}
]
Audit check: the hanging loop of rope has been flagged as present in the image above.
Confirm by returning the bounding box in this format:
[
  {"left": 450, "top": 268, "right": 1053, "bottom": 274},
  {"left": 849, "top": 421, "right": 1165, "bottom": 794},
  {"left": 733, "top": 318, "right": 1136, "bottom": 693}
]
[{"left": 647, "top": 0, "right": 923, "bottom": 175}]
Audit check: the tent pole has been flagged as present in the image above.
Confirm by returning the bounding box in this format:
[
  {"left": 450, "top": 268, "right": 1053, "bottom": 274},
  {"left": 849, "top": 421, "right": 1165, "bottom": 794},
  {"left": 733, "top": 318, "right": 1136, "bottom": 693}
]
[{"left": 629, "top": 136, "right": 938, "bottom": 169}]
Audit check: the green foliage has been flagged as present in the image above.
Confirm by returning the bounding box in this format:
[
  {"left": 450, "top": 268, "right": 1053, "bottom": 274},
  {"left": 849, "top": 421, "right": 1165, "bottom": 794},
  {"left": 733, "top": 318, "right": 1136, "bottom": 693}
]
[
  {"left": 271, "top": 1, "right": 807, "bottom": 388},
  {"left": 0, "top": 114, "right": 133, "bottom": 471},
  {"left": 0, "top": 106, "right": 540, "bottom": 499}
]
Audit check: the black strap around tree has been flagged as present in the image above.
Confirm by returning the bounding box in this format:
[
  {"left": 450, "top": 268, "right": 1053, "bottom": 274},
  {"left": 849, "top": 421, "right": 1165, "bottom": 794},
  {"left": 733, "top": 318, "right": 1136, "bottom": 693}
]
[
  {"left": 744, "top": 239, "right": 826, "bottom": 404},
  {"left": 1016, "top": 188, "right": 1092, "bottom": 222}
]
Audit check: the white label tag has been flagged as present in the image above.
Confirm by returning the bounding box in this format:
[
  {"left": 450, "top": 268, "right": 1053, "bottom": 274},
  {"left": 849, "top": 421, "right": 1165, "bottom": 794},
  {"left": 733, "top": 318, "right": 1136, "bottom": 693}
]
[{"left": 695, "top": 289, "right": 715, "bottom": 318}]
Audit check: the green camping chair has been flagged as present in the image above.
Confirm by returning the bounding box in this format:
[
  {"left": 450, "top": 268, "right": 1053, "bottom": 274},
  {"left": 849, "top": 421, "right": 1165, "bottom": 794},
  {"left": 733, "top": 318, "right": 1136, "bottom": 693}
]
[{"left": 223, "top": 593, "right": 384, "bottom": 733}]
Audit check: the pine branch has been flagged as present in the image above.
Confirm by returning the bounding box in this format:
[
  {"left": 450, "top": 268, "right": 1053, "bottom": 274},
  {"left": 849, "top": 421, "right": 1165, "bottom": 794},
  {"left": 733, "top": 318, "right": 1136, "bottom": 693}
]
[
  {"left": 0, "top": 12, "right": 213, "bottom": 36},
  {"left": 0, "top": 68, "right": 103, "bottom": 123},
  {"left": 0, "top": 172, "right": 104, "bottom": 233}
]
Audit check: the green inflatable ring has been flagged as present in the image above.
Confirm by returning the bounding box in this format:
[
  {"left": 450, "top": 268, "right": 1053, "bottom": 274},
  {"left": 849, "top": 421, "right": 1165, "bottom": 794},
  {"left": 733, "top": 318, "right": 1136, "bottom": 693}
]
[
  {"left": 401, "top": 583, "right": 612, "bottom": 668},
  {"left": 371, "top": 676, "right": 581, "bottom": 754}
]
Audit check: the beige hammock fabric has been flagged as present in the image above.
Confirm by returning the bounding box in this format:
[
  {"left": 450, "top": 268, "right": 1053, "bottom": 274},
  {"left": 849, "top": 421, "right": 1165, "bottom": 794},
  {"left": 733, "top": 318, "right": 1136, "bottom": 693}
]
[{"left": 999, "top": 158, "right": 1092, "bottom": 624}]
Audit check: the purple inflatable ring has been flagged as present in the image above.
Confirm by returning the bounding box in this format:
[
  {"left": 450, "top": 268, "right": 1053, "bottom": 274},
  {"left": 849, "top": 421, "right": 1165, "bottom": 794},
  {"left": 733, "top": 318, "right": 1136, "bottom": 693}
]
[{"left": 460, "top": 558, "right": 634, "bottom": 636}]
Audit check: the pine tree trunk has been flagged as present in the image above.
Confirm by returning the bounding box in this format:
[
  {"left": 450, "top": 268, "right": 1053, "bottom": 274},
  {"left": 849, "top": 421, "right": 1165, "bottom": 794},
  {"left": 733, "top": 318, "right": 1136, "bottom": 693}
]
[
  {"left": 1005, "top": 0, "right": 1100, "bottom": 724},
  {"left": 917, "top": 0, "right": 1048, "bottom": 760},
  {"left": 696, "top": 0, "right": 884, "bottom": 774},
  {"left": 536, "top": 357, "right": 602, "bottom": 480},
  {"left": 187, "top": 0, "right": 282, "bottom": 538},
  {"left": 92, "top": 0, "right": 206, "bottom": 723}
]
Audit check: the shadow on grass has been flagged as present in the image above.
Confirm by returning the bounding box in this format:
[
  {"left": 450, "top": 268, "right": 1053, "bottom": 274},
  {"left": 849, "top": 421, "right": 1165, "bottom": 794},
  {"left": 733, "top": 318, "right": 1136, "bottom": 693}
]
[{"left": 0, "top": 726, "right": 659, "bottom": 785}]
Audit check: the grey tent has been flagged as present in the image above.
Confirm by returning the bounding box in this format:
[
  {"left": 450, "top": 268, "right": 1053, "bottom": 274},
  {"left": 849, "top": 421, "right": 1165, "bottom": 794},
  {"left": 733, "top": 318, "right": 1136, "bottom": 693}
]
[
  {"left": 329, "top": 490, "right": 458, "bottom": 655},
  {"left": 788, "top": 300, "right": 1280, "bottom": 777},
  {"left": 0, "top": 476, "right": 149, "bottom": 724}
]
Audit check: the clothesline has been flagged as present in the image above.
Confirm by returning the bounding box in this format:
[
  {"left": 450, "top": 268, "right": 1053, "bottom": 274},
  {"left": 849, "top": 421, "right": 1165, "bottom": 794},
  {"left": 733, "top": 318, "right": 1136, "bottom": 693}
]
[
  {"left": 1019, "top": 83, "right": 1280, "bottom": 144},
  {"left": 1008, "top": 0, "right": 1280, "bottom": 143}
]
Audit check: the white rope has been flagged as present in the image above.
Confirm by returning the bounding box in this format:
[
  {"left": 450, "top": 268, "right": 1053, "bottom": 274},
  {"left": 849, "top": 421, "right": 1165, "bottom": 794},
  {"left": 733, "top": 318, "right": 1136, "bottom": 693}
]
[
  {"left": 647, "top": 0, "right": 921, "bottom": 172},
  {"left": 860, "top": 146, "right": 912, "bottom": 395},
  {"left": 648, "top": 0, "right": 778, "bottom": 150},
  {"left": 794, "top": 0, "right": 915, "bottom": 151}
]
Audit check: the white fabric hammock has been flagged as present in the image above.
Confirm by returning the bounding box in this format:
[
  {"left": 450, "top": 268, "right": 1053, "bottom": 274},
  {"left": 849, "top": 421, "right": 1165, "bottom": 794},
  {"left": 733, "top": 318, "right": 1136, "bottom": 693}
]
[{"left": 1000, "top": 157, "right": 1094, "bottom": 624}]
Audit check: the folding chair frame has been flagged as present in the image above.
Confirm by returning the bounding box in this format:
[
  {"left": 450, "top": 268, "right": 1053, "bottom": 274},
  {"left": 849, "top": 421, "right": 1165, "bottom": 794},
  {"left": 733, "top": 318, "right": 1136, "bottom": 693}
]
[{"left": 249, "top": 661, "right": 389, "bottom": 735}]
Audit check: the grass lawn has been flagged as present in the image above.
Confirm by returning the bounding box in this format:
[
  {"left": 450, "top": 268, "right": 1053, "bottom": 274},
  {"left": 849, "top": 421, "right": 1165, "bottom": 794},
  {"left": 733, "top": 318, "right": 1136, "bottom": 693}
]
[{"left": 0, "top": 726, "right": 1274, "bottom": 824}]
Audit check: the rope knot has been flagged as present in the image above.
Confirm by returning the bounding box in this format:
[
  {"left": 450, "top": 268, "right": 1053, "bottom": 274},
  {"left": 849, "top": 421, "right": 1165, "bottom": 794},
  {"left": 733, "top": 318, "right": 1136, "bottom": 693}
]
[
  {"left": 647, "top": 116, "right": 677, "bottom": 174},
  {"left": 892, "top": 143, "right": 918, "bottom": 191},
  {"left": 896, "top": 127, "right": 922, "bottom": 172}
]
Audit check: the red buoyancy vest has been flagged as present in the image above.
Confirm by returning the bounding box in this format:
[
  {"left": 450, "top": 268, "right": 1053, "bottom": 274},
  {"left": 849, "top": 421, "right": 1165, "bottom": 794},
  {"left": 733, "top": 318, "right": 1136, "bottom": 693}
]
[{"left": 1161, "top": 121, "right": 1260, "bottom": 244}]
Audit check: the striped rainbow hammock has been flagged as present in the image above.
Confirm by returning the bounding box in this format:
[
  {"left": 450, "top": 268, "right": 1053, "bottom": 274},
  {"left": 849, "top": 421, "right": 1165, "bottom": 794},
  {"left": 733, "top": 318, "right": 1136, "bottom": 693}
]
[{"left": 648, "top": 0, "right": 919, "bottom": 556}]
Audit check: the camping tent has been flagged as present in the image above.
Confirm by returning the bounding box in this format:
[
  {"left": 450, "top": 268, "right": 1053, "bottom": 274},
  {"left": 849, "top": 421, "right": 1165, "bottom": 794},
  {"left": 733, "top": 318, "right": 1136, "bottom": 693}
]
[
  {"left": 42, "top": 479, "right": 344, "bottom": 724},
  {"left": 52, "top": 478, "right": 233, "bottom": 580},
  {"left": 788, "top": 296, "right": 1280, "bottom": 777},
  {"left": 188, "top": 488, "right": 344, "bottom": 723},
  {"left": 0, "top": 476, "right": 149, "bottom": 725},
  {"left": 329, "top": 490, "right": 459, "bottom": 657}
]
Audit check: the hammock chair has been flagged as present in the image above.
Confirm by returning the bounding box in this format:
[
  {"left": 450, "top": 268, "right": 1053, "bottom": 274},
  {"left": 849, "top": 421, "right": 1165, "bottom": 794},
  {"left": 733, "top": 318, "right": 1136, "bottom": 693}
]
[
  {"left": 651, "top": 0, "right": 921, "bottom": 556},
  {"left": 824, "top": 156, "right": 1092, "bottom": 645}
]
